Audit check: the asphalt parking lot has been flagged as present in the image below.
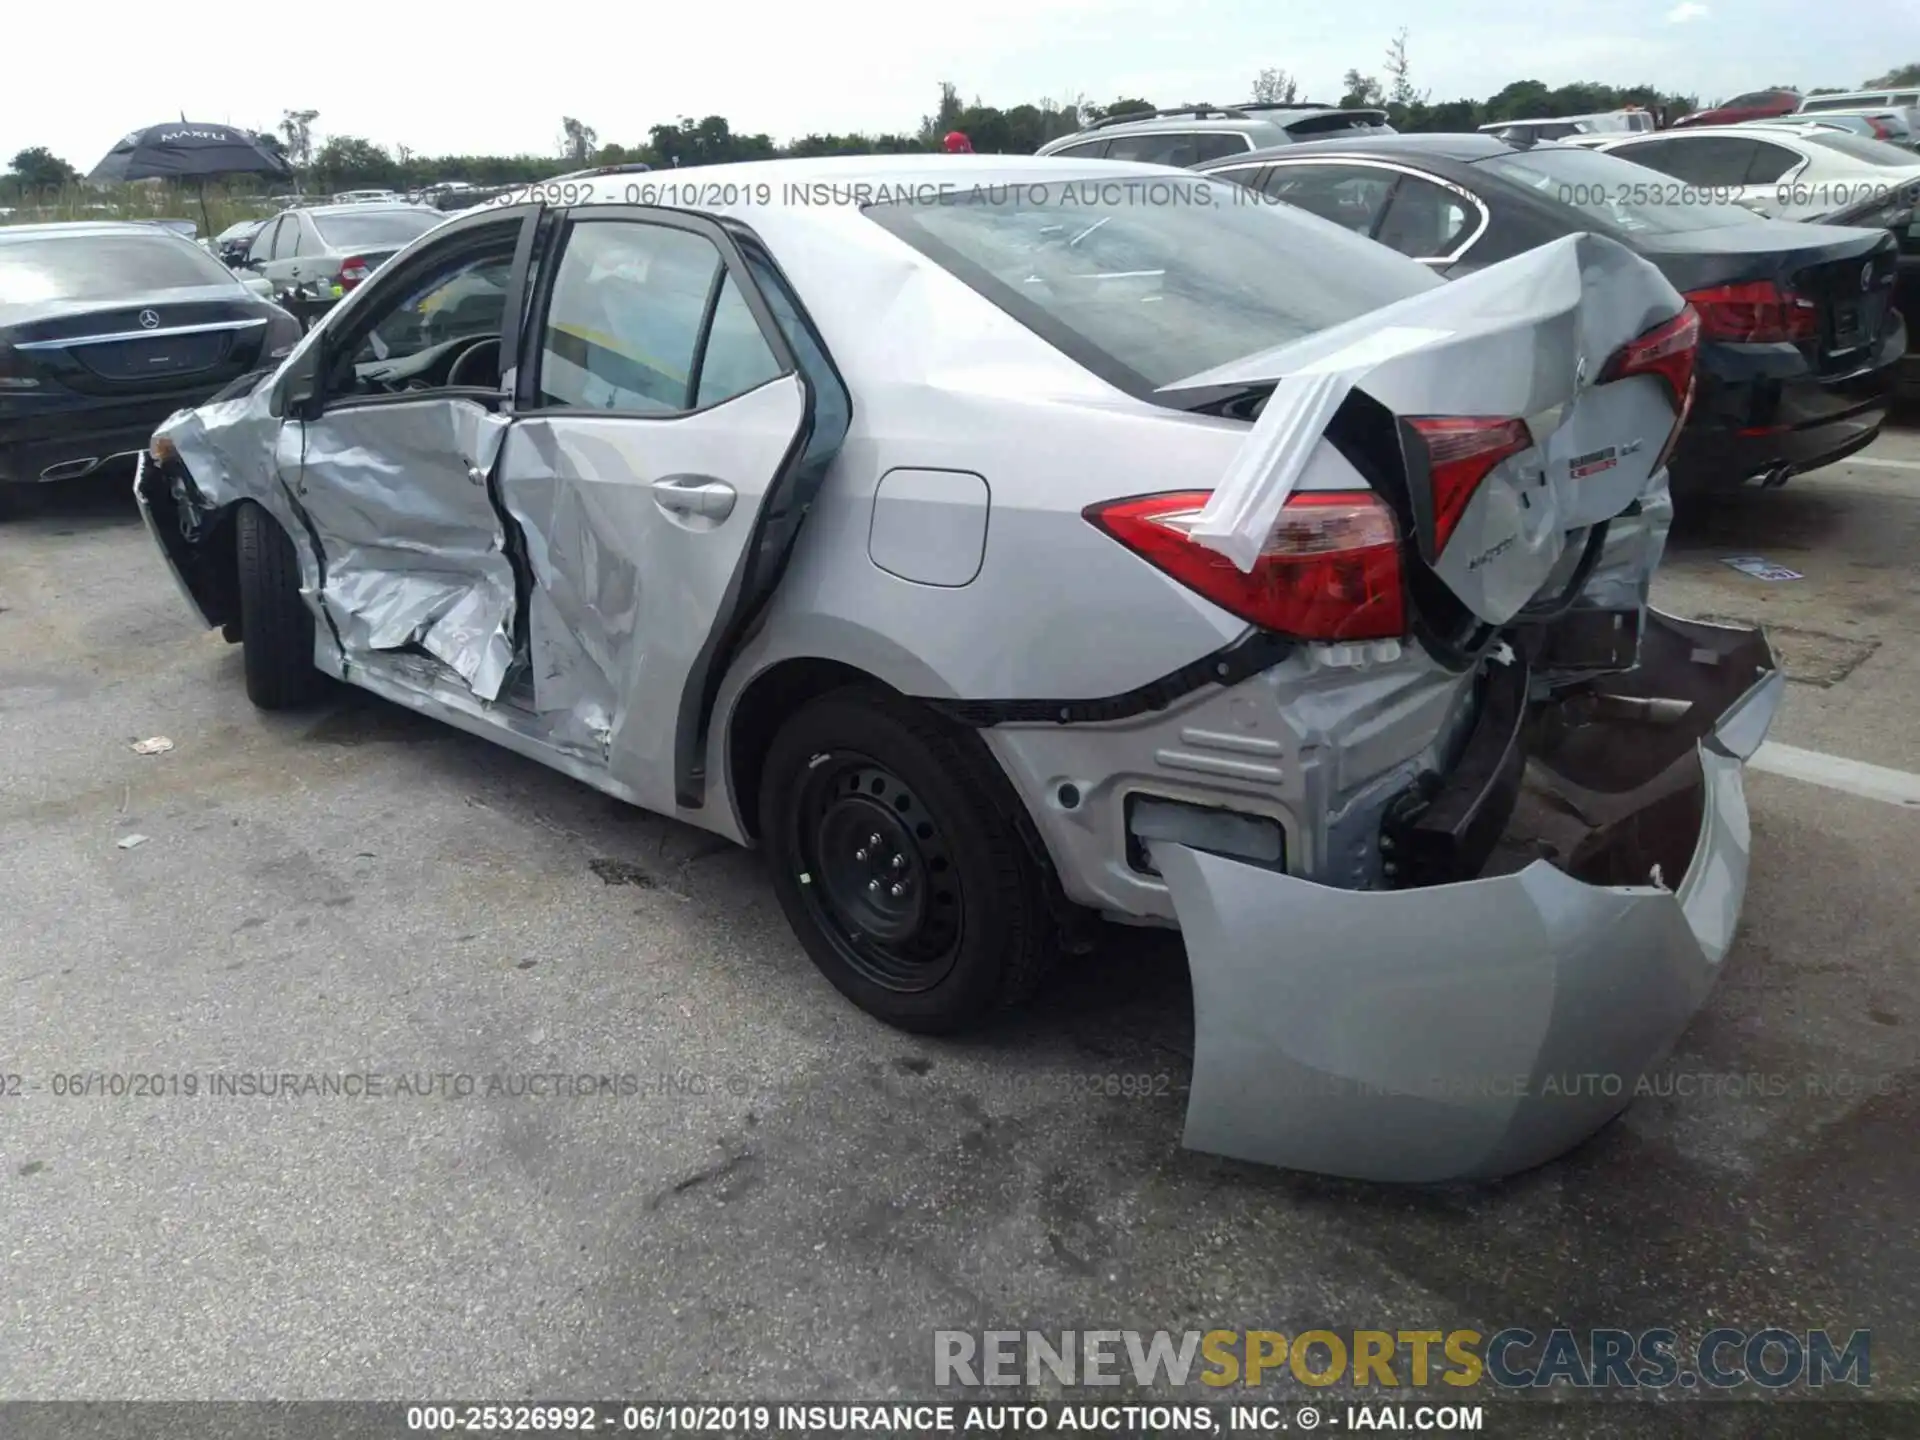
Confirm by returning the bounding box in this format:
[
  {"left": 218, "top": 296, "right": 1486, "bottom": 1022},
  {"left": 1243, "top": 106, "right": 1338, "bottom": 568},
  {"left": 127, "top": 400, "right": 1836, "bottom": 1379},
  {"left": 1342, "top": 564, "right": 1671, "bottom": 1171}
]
[{"left": 3, "top": 424, "right": 1918, "bottom": 1426}]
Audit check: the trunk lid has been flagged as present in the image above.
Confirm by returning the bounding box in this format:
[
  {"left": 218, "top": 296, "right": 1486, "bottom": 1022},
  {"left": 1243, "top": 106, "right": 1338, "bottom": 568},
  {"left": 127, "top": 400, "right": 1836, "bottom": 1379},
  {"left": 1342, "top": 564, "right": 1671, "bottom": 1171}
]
[
  {"left": 4, "top": 285, "right": 270, "bottom": 397},
  {"left": 1631, "top": 218, "right": 1901, "bottom": 374},
  {"left": 1158, "top": 232, "right": 1691, "bottom": 641}
]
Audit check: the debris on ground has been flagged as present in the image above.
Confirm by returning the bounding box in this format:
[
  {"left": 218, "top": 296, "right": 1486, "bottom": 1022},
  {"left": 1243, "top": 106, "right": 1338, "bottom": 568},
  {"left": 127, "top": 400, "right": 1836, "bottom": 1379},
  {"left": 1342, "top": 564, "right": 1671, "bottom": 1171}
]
[
  {"left": 588, "top": 857, "right": 655, "bottom": 888},
  {"left": 130, "top": 737, "right": 175, "bottom": 755},
  {"left": 116, "top": 834, "right": 150, "bottom": 850},
  {"left": 1721, "top": 556, "right": 1803, "bottom": 582}
]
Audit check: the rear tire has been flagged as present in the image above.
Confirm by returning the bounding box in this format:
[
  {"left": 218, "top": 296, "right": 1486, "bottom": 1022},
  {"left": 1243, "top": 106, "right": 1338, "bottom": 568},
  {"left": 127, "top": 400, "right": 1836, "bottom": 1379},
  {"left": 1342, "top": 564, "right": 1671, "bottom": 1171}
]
[
  {"left": 758, "top": 686, "right": 1053, "bottom": 1034},
  {"left": 235, "top": 500, "right": 326, "bottom": 710}
]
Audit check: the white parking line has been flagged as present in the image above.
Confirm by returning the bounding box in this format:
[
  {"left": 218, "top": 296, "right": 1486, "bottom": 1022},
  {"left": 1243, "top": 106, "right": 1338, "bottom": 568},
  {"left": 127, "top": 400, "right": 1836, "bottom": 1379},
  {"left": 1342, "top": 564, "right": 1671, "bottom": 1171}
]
[
  {"left": 1846, "top": 456, "right": 1920, "bottom": 473},
  {"left": 1750, "top": 742, "right": 1920, "bottom": 808}
]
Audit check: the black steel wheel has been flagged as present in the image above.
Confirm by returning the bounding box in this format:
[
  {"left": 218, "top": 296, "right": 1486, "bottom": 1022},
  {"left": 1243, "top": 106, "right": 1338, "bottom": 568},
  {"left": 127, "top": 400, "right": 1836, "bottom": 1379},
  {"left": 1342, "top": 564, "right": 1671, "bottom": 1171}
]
[
  {"left": 759, "top": 686, "right": 1054, "bottom": 1033},
  {"left": 794, "top": 757, "right": 964, "bottom": 992}
]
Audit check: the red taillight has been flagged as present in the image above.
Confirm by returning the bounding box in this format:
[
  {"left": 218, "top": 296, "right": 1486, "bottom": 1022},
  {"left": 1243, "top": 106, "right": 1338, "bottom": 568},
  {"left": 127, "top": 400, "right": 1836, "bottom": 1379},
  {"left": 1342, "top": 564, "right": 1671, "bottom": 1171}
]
[
  {"left": 1601, "top": 306, "right": 1702, "bottom": 469},
  {"left": 1406, "top": 416, "right": 1531, "bottom": 553},
  {"left": 1085, "top": 489, "right": 1405, "bottom": 642},
  {"left": 338, "top": 256, "right": 370, "bottom": 289},
  {"left": 1683, "top": 280, "right": 1818, "bottom": 343}
]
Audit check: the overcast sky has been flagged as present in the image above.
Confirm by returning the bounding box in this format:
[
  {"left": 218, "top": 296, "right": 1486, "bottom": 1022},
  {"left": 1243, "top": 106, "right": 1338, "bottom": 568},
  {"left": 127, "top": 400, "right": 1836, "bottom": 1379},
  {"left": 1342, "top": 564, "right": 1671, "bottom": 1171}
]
[{"left": 7, "top": 0, "right": 1912, "bottom": 168}]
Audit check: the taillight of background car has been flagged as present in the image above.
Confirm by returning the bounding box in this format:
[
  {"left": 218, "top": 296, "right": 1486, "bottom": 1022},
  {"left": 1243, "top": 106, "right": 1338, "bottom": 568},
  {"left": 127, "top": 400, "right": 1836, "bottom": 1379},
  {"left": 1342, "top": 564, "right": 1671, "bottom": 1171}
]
[
  {"left": 1684, "top": 281, "right": 1818, "bottom": 343},
  {"left": 1084, "top": 490, "right": 1405, "bottom": 641},
  {"left": 338, "top": 256, "right": 371, "bottom": 289}
]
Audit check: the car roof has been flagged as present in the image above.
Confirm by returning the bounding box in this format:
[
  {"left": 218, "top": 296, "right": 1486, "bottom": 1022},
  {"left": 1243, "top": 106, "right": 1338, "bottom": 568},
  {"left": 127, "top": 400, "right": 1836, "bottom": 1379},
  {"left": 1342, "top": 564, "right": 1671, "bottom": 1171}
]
[
  {"left": 1598, "top": 122, "right": 1833, "bottom": 142},
  {"left": 1039, "top": 104, "right": 1385, "bottom": 148},
  {"left": 1199, "top": 132, "right": 1517, "bottom": 167},
  {"left": 281, "top": 201, "right": 438, "bottom": 217},
  {"left": 1802, "top": 89, "right": 1915, "bottom": 103},
  {"left": 502, "top": 152, "right": 1228, "bottom": 200},
  {"left": 0, "top": 220, "right": 185, "bottom": 243}
]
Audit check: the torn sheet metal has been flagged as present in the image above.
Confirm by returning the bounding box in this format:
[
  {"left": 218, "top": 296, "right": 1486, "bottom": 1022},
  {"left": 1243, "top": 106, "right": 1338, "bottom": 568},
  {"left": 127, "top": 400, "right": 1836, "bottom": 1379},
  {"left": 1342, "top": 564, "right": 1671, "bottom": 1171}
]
[
  {"left": 289, "top": 398, "right": 517, "bottom": 698},
  {"left": 1158, "top": 610, "right": 1780, "bottom": 1183},
  {"left": 1161, "top": 233, "right": 1685, "bottom": 575}
]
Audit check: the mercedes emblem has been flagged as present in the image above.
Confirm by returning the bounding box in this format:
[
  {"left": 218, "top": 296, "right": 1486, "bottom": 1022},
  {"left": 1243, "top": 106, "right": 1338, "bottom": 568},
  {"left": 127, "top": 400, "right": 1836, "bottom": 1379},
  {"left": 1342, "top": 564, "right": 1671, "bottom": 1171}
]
[{"left": 138, "top": 309, "right": 160, "bottom": 329}]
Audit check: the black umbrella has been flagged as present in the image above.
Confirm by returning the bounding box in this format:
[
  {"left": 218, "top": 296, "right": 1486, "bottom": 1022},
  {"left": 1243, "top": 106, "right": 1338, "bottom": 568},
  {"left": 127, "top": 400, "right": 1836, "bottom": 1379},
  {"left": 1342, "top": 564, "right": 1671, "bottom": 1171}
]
[{"left": 88, "top": 121, "right": 292, "bottom": 236}]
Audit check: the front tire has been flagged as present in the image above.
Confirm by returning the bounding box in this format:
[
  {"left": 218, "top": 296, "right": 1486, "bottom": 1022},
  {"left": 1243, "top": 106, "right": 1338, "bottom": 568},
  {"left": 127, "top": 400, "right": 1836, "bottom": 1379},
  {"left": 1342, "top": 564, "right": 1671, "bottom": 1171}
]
[
  {"left": 234, "top": 500, "right": 326, "bottom": 710},
  {"left": 758, "top": 686, "right": 1053, "bottom": 1034}
]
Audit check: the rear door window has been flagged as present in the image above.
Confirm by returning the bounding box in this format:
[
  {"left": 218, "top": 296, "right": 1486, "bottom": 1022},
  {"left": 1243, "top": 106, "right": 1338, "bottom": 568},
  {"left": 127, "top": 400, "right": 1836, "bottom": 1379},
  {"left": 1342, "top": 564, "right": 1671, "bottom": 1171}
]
[
  {"left": 1644, "top": 136, "right": 1759, "bottom": 186},
  {"left": 535, "top": 220, "right": 779, "bottom": 414},
  {"left": 1743, "top": 141, "right": 1803, "bottom": 184},
  {"left": 1373, "top": 175, "right": 1480, "bottom": 259},
  {"left": 1259, "top": 164, "right": 1396, "bottom": 237},
  {"left": 1188, "top": 133, "right": 1254, "bottom": 162},
  {"left": 248, "top": 218, "right": 282, "bottom": 263},
  {"left": 1103, "top": 131, "right": 1194, "bottom": 165},
  {"left": 1051, "top": 139, "right": 1111, "bottom": 159}
]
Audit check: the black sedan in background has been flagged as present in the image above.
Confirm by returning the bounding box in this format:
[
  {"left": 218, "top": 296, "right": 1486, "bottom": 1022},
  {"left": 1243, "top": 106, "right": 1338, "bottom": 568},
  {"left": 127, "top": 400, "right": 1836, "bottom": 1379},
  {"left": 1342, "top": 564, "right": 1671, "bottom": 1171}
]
[
  {"left": 0, "top": 222, "right": 301, "bottom": 492},
  {"left": 1817, "top": 178, "right": 1920, "bottom": 394},
  {"left": 1198, "top": 134, "right": 1905, "bottom": 495}
]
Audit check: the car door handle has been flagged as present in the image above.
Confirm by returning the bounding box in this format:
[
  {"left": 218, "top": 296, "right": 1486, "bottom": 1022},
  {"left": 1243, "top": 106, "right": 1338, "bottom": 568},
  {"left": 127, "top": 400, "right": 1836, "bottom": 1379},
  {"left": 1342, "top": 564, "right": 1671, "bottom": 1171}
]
[{"left": 650, "top": 475, "right": 736, "bottom": 520}]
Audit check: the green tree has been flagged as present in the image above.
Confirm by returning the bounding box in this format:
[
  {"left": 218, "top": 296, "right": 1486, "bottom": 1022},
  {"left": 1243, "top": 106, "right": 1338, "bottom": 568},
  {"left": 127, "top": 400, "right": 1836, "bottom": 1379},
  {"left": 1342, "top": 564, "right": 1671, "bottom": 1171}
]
[
  {"left": 1383, "top": 30, "right": 1425, "bottom": 108},
  {"left": 647, "top": 116, "right": 776, "bottom": 168},
  {"left": 311, "top": 135, "right": 396, "bottom": 190},
  {"left": 1866, "top": 62, "right": 1920, "bottom": 87},
  {"left": 1082, "top": 96, "right": 1156, "bottom": 123},
  {"left": 1251, "top": 68, "right": 1300, "bottom": 104},
  {"left": 560, "top": 117, "right": 598, "bottom": 165},
  {"left": 7, "top": 146, "right": 80, "bottom": 191},
  {"left": 1340, "top": 69, "right": 1385, "bottom": 108},
  {"left": 278, "top": 110, "right": 318, "bottom": 167}
]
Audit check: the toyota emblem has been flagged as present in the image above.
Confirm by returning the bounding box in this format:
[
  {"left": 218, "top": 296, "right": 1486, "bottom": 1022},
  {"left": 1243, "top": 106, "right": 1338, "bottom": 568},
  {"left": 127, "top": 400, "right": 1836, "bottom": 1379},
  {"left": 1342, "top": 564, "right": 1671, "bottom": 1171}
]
[
  {"left": 138, "top": 309, "right": 160, "bottom": 329},
  {"left": 1862, "top": 263, "right": 1874, "bottom": 293}
]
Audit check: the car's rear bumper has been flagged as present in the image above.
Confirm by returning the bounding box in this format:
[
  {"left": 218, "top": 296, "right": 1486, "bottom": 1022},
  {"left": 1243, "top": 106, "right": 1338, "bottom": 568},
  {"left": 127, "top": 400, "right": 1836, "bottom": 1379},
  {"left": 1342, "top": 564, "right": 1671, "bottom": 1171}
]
[
  {"left": 1158, "top": 610, "right": 1782, "bottom": 1183},
  {"left": 0, "top": 392, "right": 212, "bottom": 487},
  {"left": 1668, "top": 323, "right": 1903, "bottom": 490}
]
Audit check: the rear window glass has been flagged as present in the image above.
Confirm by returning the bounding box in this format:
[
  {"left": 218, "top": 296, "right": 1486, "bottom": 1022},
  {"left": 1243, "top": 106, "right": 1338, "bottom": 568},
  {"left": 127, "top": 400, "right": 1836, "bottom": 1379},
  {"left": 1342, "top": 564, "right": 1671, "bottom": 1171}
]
[
  {"left": 0, "top": 232, "right": 236, "bottom": 304},
  {"left": 1475, "top": 146, "right": 1765, "bottom": 233},
  {"left": 863, "top": 178, "right": 1437, "bottom": 391},
  {"left": 1805, "top": 132, "right": 1920, "bottom": 167},
  {"left": 313, "top": 209, "right": 443, "bottom": 249}
]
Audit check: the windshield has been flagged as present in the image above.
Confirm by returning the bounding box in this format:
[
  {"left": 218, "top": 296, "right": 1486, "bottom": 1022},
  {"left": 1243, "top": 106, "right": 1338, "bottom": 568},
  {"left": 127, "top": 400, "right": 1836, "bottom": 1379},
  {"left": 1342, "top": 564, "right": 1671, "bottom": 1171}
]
[
  {"left": 1475, "top": 146, "right": 1765, "bottom": 233},
  {"left": 863, "top": 178, "right": 1438, "bottom": 392},
  {"left": 1806, "top": 132, "right": 1920, "bottom": 168},
  {"left": 313, "top": 209, "right": 442, "bottom": 249},
  {"left": 0, "top": 232, "right": 237, "bottom": 304}
]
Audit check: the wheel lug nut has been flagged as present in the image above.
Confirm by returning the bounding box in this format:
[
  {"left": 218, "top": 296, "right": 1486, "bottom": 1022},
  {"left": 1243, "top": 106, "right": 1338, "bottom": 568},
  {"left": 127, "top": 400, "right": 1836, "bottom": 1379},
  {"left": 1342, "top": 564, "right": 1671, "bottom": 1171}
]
[
  {"left": 891, "top": 854, "right": 905, "bottom": 870},
  {"left": 868, "top": 879, "right": 881, "bottom": 893},
  {"left": 869, "top": 833, "right": 882, "bottom": 848},
  {"left": 855, "top": 848, "right": 869, "bottom": 861},
  {"left": 890, "top": 883, "right": 906, "bottom": 898}
]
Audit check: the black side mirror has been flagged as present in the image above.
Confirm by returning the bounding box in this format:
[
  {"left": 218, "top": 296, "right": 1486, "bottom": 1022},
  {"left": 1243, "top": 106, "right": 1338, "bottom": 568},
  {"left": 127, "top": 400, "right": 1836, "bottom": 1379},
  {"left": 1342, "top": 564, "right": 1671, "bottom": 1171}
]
[{"left": 272, "top": 343, "right": 322, "bottom": 420}]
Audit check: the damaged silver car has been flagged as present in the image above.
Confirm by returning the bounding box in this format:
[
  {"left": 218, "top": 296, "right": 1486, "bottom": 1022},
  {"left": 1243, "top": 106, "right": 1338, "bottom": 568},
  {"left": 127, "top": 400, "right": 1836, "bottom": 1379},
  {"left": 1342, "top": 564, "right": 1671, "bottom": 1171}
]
[{"left": 136, "top": 157, "right": 1781, "bottom": 1183}]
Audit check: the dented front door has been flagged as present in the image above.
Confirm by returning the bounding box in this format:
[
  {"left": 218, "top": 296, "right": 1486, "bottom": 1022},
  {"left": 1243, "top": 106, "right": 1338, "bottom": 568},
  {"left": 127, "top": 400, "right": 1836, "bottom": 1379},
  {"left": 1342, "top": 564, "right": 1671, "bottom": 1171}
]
[
  {"left": 282, "top": 208, "right": 536, "bottom": 701},
  {"left": 290, "top": 398, "right": 518, "bottom": 696}
]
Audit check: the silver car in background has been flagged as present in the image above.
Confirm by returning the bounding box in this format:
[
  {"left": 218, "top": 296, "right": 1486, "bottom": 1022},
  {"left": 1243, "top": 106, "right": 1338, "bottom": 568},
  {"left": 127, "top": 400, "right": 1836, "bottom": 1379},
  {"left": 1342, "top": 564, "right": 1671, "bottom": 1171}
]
[
  {"left": 136, "top": 156, "right": 1779, "bottom": 1183},
  {"left": 237, "top": 202, "right": 446, "bottom": 303}
]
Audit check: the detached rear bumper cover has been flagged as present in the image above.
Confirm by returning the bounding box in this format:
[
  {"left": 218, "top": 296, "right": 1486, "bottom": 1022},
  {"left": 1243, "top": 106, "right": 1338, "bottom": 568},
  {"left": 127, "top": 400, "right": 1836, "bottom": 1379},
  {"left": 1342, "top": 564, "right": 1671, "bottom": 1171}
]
[{"left": 1158, "top": 611, "right": 1782, "bottom": 1183}]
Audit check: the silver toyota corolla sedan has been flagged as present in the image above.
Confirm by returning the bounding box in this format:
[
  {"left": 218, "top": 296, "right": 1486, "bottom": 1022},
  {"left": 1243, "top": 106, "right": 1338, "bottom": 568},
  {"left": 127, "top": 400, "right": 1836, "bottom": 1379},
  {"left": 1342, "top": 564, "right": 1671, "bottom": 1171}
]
[{"left": 135, "top": 155, "right": 1781, "bottom": 1183}]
